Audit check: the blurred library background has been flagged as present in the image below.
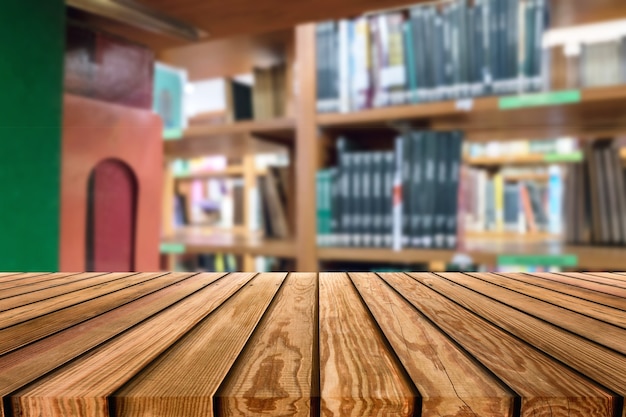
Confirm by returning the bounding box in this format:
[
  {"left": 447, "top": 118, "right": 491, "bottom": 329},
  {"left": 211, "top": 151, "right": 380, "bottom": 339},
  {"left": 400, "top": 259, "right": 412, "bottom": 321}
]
[{"left": 3, "top": 0, "right": 626, "bottom": 273}]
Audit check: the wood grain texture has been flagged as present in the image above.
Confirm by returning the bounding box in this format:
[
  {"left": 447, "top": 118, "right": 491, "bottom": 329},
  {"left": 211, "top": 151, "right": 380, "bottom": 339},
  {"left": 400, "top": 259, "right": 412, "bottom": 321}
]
[
  {"left": 381, "top": 272, "right": 615, "bottom": 417},
  {"left": 0, "top": 272, "right": 104, "bottom": 300},
  {"left": 0, "top": 272, "right": 193, "bottom": 355},
  {"left": 408, "top": 272, "right": 626, "bottom": 416},
  {"left": 501, "top": 272, "right": 626, "bottom": 311},
  {"left": 0, "top": 272, "right": 150, "bottom": 328},
  {"left": 530, "top": 272, "right": 626, "bottom": 298},
  {"left": 469, "top": 272, "right": 626, "bottom": 329},
  {"left": 114, "top": 273, "right": 286, "bottom": 417},
  {"left": 349, "top": 272, "right": 514, "bottom": 417},
  {"left": 215, "top": 273, "right": 317, "bottom": 417},
  {"left": 1, "top": 272, "right": 625, "bottom": 417},
  {"left": 0, "top": 272, "right": 140, "bottom": 313},
  {"left": 319, "top": 272, "right": 416, "bottom": 417},
  {"left": 445, "top": 272, "right": 626, "bottom": 353},
  {"left": 0, "top": 273, "right": 223, "bottom": 417},
  {"left": 13, "top": 272, "right": 255, "bottom": 417}
]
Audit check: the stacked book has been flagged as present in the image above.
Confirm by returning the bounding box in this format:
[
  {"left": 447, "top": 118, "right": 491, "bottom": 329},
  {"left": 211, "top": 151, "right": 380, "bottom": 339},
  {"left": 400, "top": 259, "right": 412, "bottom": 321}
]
[
  {"left": 316, "top": 0, "right": 549, "bottom": 113},
  {"left": 564, "top": 140, "right": 626, "bottom": 245},
  {"left": 317, "top": 130, "right": 463, "bottom": 250}
]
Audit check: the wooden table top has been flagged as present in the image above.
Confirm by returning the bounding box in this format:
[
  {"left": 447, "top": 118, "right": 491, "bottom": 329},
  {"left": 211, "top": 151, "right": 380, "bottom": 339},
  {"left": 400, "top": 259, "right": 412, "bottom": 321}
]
[{"left": 0, "top": 271, "right": 625, "bottom": 417}]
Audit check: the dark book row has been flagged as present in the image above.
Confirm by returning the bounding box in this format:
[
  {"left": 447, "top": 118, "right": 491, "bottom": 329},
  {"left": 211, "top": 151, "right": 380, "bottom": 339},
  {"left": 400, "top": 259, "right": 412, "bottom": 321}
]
[
  {"left": 316, "top": 0, "right": 549, "bottom": 113},
  {"left": 565, "top": 140, "right": 626, "bottom": 245},
  {"left": 317, "top": 130, "right": 463, "bottom": 249}
]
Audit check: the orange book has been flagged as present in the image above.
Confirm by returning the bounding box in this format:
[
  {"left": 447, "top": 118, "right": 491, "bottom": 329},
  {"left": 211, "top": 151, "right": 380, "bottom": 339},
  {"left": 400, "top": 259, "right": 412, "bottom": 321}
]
[{"left": 520, "top": 184, "right": 537, "bottom": 233}]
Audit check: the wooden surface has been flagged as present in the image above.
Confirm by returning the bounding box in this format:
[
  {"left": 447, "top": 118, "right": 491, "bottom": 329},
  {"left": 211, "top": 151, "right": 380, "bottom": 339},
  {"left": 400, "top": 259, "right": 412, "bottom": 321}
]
[
  {"left": 317, "top": 85, "right": 626, "bottom": 142},
  {"left": 1, "top": 272, "right": 625, "bottom": 417}
]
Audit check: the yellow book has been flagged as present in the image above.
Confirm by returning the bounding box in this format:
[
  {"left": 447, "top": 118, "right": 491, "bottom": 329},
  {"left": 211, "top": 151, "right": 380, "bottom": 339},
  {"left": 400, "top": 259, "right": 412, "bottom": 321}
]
[{"left": 494, "top": 173, "right": 504, "bottom": 232}]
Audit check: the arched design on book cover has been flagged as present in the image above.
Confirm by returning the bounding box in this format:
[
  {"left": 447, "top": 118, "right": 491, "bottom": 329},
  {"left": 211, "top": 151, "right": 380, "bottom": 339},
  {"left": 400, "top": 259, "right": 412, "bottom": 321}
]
[{"left": 86, "top": 159, "right": 138, "bottom": 272}]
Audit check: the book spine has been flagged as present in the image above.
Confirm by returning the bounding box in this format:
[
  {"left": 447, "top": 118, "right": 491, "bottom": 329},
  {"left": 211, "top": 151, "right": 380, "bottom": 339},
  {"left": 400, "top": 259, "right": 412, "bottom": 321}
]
[
  {"left": 494, "top": 172, "right": 504, "bottom": 232},
  {"left": 316, "top": 170, "right": 324, "bottom": 246},
  {"left": 482, "top": 0, "right": 493, "bottom": 93},
  {"left": 362, "top": 152, "right": 373, "bottom": 246},
  {"left": 330, "top": 168, "right": 340, "bottom": 246},
  {"left": 533, "top": 0, "right": 546, "bottom": 90},
  {"left": 372, "top": 152, "right": 383, "bottom": 247},
  {"left": 401, "top": 132, "right": 412, "bottom": 246},
  {"left": 403, "top": 19, "right": 417, "bottom": 104},
  {"left": 425, "top": 7, "right": 438, "bottom": 101},
  {"left": 473, "top": 0, "right": 485, "bottom": 96},
  {"left": 376, "top": 14, "right": 390, "bottom": 108},
  {"left": 384, "top": 151, "right": 395, "bottom": 247},
  {"left": 338, "top": 20, "right": 350, "bottom": 113},
  {"left": 441, "top": 6, "right": 452, "bottom": 100},
  {"left": 352, "top": 152, "right": 362, "bottom": 246},
  {"left": 447, "top": 131, "right": 463, "bottom": 249},
  {"left": 422, "top": 132, "right": 436, "bottom": 248},
  {"left": 459, "top": 0, "right": 470, "bottom": 97},
  {"left": 352, "top": 18, "right": 370, "bottom": 111},
  {"left": 410, "top": 132, "right": 424, "bottom": 247},
  {"left": 392, "top": 136, "right": 404, "bottom": 250},
  {"left": 341, "top": 149, "right": 352, "bottom": 246},
  {"left": 434, "top": 132, "right": 448, "bottom": 248}
]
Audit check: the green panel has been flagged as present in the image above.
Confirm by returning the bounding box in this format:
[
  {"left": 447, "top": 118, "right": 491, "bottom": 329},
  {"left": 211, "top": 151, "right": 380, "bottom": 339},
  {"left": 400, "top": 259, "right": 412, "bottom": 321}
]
[
  {"left": 543, "top": 151, "right": 583, "bottom": 163},
  {"left": 160, "top": 242, "right": 186, "bottom": 254},
  {"left": 0, "top": 1, "right": 65, "bottom": 271},
  {"left": 499, "top": 90, "right": 581, "bottom": 110},
  {"left": 497, "top": 254, "right": 578, "bottom": 267}
]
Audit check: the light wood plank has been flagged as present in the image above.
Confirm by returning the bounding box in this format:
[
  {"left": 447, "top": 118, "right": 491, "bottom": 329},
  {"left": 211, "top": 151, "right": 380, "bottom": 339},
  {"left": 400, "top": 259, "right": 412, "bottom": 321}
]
[
  {"left": 531, "top": 272, "right": 626, "bottom": 298},
  {"left": 12, "top": 272, "right": 257, "bottom": 417},
  {"left": 0, "top": 272, "right": 78, "bottom": 291},
  {"left": 501, "top": 272, "right": 626, "bottom": 311},
  {"left": 569, "top": 272, "right": 626, "bottom": 289},
  {"left": 319, "top": 272, "right": 416, "bottom": 417},
  {"left": 215, "top": 273, "right": 317, "bottom": 417},
  {"left": 443, "top": 272, "right": 626, "bottom": 354},
  {"left": 113, "top": 273, "right": 286, "bottom": 417},
  {"left": 0, "top": 273, "right": 224, "bottom": 417},
  {"left": 469, "top": 272, "right": 626, "bottom": 329},
  {"left": 0, "top": 272, "right": 127, "bottom": 309},
  {"left": 0, "top": 272, "right": 107, "bottom": 300},
  {"left": 0, "top": 272, "right": 194, "bottom": 355},
  {"left": 0, "top": 273, "right": 154, "bottom": 328},
  {"left": 349, "top": 272, "right": 514, "bottom": 417},
  {"left": 407, "top": 272, "right": 626, "bottom": 417},
  {"left": 381, "top": 272, "right": 616, "bottom": 417}
]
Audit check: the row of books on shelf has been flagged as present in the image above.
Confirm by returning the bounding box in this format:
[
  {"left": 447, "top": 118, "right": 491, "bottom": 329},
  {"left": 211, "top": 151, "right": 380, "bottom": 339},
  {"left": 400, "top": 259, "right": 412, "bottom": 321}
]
[
  {"left": 463, "top": 166, "right": 561, "bottom": 234},
  {"left": 170, "top": 254, "right": 291, "bottom": 273},
  {"left": 173, "top": 165, "right": 291, "bottom": 239},
  {"left": 317, "top": 130, "right": 463, "bottom": 249},
  {"left": 316, "top": 0, "right": 548, "bottom": 113},
  {"left": 564, "top": 140, "right": 626, "bottom": 245},
  {"left": 465, "top": 137, "right": 577, "bottom": 159}
]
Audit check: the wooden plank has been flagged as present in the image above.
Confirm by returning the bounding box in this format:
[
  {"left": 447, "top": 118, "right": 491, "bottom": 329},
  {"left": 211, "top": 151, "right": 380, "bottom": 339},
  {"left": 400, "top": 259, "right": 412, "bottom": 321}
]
[
  {"left": 0, "top": 272, "right": 136, "bottom": 312},
  {"left": 0, "top": 272, "right": 159, "bottom": 328},
  {"left": 469, "top": 272, "right": 626, "bottom": 329},
  {"left": 443, "top": 272, "right": 626, "bottom": 354},
  {"left": 565, "top": 272, "right": 626, "bottom": 289},
  {"left": 0, "top": 272, "right": 78, "bottom": 291},
  {"left": 0, "top": 272, "right": 194, "bottom": 355},
  {"left": 11, "top": 272, "right": 257, "bottom": 417},
  {"left": 215, "top": 273, "right": 317, "bottom": 416},
  {"left": 407, "top": 272, "right": 626, "bottom": 417},
  {"left": 113, "top": 273, "right": 286, "bottom": 417},
  {"left": 349, "top": 272, "right": 514, "bottom": 417},
  {"left": 500, "top": 272, "right": 626, "bottom": 311},
  {"left": 531, "top": 272, "right": 626, "bottom": 298},
  {"left": 0, "top": 273, "right": 225, "bottom": 417},
  {"left": 380, "top": 272, "right": 616, "bottom": 417},
  {"left": 319, "top": 272, "right": 416, "bottom": 416},
  {"left": 591, "top": 272, "right": 626, "bottom": 283},
  {"left": 0, "top": 271, "right": 109, "bottom": 300}
]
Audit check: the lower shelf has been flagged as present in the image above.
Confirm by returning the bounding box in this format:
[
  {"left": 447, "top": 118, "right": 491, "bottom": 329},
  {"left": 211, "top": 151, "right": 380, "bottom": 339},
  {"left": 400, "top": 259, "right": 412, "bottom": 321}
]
[
  {"left": 161, "top": 232, "right": 296, "bottom": 259},
  {"left": 318, "top": 238, "right": 626, "bottom": 270}
]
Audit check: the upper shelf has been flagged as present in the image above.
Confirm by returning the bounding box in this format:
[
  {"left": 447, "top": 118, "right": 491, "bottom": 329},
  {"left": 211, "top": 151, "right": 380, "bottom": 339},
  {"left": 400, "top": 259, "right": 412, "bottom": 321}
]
[
  {"left": 164, "top": 118, "right": 295, "bottom": 158},
  {"left": 317, "top": 86, "right": 626, "bottom": 141},
  {"left": 71, "top": 0, "right": 626, "bottom": 50}
]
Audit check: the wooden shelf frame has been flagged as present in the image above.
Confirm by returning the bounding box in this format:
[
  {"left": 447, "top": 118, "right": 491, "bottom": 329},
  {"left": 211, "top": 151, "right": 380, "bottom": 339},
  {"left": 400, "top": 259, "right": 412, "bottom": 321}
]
[{"left": 164, "top": 118, "right": 295, "bottom": 159}]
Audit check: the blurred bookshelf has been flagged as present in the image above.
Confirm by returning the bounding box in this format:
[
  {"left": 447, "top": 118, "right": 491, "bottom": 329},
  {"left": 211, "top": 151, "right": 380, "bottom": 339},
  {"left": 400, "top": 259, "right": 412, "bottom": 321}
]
[{"left": 143, "top": 0, "right": 626, "bottom": 272}]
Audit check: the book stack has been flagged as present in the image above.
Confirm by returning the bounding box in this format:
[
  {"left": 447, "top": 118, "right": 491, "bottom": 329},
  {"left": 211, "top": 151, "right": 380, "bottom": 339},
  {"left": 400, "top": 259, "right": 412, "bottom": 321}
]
[
  {"left": 564, "top": 140, "right": 626, "bottom": 245},
  {"left": 316, "top": 0, "right": 549, "bottom": 113},
  {"left": 316, "top": 130, "right": 463, "bottom": 250},
  {"left": 258, "top": 166, "right": 291, "bottom": 239},
  {"left": 464, "top": 167, "right": 557, "bottom": 234}
]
